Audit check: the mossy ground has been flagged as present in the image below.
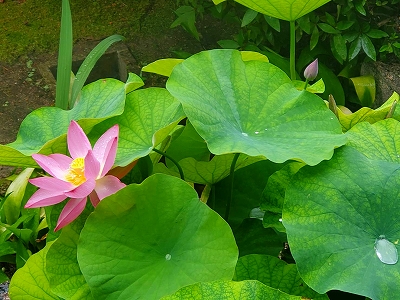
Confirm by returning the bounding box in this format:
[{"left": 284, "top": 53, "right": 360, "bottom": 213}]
[{"left": 0, "top": 0, "right": 177, "bottom": 62}]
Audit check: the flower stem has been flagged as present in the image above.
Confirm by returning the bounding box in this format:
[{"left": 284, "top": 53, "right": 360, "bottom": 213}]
[
  {"left": 224, "top": 153, "right": 240, "bottom": 222},
  {"left": 152, "top": 148, "right": 185, "bottom": 180},
  {"left": 290, "top": 20, "right": 296, "bottom": 81},
  {"left": 303, "top": 79, "right": 309, "bottom": 90}
]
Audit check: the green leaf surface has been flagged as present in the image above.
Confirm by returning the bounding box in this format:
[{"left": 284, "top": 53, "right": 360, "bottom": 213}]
[
  {"left": 218, "top": 39, "right": 240, "bottom": 49},
  {"left": 242, "top": 8, "right": 258, "bottom": 27},
  {"left": 78, "top": 174, "right": 238, "bottom": 299},
  {"left": 167, "top": 50, "right": 346, "bottom": 166},
  {"left": 345, "top": 118, "right": 400, "bottom": 162},
  {"left": 310, "top": 26, "right": 319, "bottom": 50},
  {"left": 142, "top": 58, "right": 184, "bottom": 77},
  {"left": 354, "top": 1, "right": 366, "bottom": 15},
  {"left": 9, "top": 241, "right": 61, "bottom": 300},
  {"left": 333, "top": 34, "right": 347, "bottom": 61},
  {"left": 166, "top": 121, "right": 210, "bottom": 168},
  {"left": 336, "top": 92, "right": 400, "bottom": 132},
  {"left": 71, "top": 34, "right": 125, "bottom": 106},
  {"left": 283, "top": 119, "right": 400, "bottom": 299},
  {"left": 366, "top": 29, "right": 389, "bottom": 39},
  {"left": 164, "top": 154, "right": 264, "bottom": 185},
  {"left": 292, "top": 78, "right": 325, "bottom": 93},
  {"left": 234, "top": 254, "right": 328, "bottom": 299},
  {"left": 171, "top": 6, "right": 199, "bottom": 41},
  {"left": 46, "top": 207, "right": 94, "bottom": 300},
  {"left": 361, "top": 34, "right": 376, "bottom": 60},
  {"left": 162, "top": 280, "right": 301, "bottom": 299},
  {"left": 3, "top": 168, "right": 34, "bottom": 224},
  {"left": 349, "top": 75, "right": 376, "bottom": 107},
  {"left": 264, "top": 15, "right": 280, "bottom": 32},
  {"left": 0, "top": 78, "right": 127, "bottom": 168},
  {"left": 233, "top": 0, "right": 330, "bottom": 21},
  {"left": 318, "top": 23, "right": 340, "bottom": 34},
  {"left": 0, "top": 241, "right": 16, "bottom": 257},
  {"left": 261, "top": 162, "right": 304, "bottom": 232},
  {"left": 214, "top": 160, "right": 284, "bottom": 227},
  {"left": 233, "top": 218, "right": 287, "bottom": 257},
  {"left": 124, "top": 73, "right": 144, "bottom": 94},
  {"left": 336, "top": 20, "right": 355, "bottom": 30},
  {"left": 89, "top": 87, "right": 185, "bottom": 166},
  {"left": 348, "top": 37, "right": 362, "bottom": 60},
  {"left": 0, "top": 269, "right": 8, "bottom": 283}
]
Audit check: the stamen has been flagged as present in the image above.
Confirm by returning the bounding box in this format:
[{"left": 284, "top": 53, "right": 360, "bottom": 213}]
[{"left": 65, "top": 157, "right": 86, "bottom": 186}]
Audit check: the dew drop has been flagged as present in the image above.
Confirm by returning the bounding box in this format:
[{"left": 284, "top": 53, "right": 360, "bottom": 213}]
[
  {"left": 279, "top": 218, "right": 283, "bottom": 222},
  {"left": 254, "top": 131, "right": 259, "bottom": 135},
  {"left": 249, "top": 207, "right": 264, "bottom": 220},
  {"left": 165, "top": 254, "right": 172, "bottom": 261},
  {"left": 375, "top": 235, "right": 398, "bottom": 265},
  {"left": 264, "top": 128, "right": 268, "bottom": 131},
  {"left": 330, "top": 117, "right": 334, "bottom": 120},
  {"left": 241, "top": 132, "right": 248, "bottom": 137}
]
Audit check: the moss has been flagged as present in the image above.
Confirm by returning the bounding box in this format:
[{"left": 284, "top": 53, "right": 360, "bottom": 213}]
[{"left": 0, "top": 0, "right": 177, "bottom": 62}]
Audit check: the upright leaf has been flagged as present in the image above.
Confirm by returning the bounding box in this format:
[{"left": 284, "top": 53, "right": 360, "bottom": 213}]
[
  {"left": 70, "top": 34, "right": 125, "bottom": 106},
  {"left": 55, "top": 0, "right": 73, "bottom": 110}
]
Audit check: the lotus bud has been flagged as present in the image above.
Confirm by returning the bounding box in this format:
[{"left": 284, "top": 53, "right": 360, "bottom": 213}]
[{"left": 304, "top": 59, "right": 318, "bottom": 81}]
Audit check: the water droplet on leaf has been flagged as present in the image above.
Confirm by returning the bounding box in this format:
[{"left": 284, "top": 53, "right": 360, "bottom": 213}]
[
  {"left": 165, "top": 254, "right": 172, "bottom": 261},
  {"left": 375, "top": 235, "right": 398, "bottom": 265},
  {"left": 249, "top": 207, "right": 264, "bottom": 220},
  {"left": 241, "top": 132, "right": 248, "bottom": 137},
  {"left": 254, "top": 131, "right": 259, "bottom": 134}
]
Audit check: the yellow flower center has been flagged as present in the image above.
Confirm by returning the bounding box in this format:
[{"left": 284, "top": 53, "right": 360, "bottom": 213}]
[{"left": 65, "top": 157, "right": 86, "bottom": 186}]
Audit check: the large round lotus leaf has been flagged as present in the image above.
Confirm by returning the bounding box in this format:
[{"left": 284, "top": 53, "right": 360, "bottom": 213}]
[
  {"left": 227, "top": 0, "right": 329, "bottom": 21},
  {"left": 77, "top": 174, "right": 238, "bottom": 299},
  {"left": 282, "top": 119, "right": 400, "bottom": 299},
  {"left": 161, "top": 280, "right": 301, "bottom": 300},
  {"left": 166, "top": 50, "right": 345, "bottom": 166}
]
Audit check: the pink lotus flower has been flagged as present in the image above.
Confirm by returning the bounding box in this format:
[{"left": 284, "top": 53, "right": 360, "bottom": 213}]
[{"left": 25, "top": 120, "right": 125, "bottom": 231}]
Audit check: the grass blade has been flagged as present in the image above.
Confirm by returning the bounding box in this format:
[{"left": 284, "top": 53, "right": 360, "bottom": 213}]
[
  {"left": 55, "top": 0, "right": 73, "bottom": 110},
  {"left": 70, "top": 34, "right": 125, "bottom": 107}
]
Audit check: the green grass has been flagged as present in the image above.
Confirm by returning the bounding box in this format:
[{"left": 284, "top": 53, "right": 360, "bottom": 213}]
[{"left": 0, "top": 0, "right": 177, "bottom": 62}]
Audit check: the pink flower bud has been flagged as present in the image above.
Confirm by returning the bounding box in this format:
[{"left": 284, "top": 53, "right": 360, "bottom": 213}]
[{"left": 304, "top": 59, "right": 318, "bottom": 81}]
